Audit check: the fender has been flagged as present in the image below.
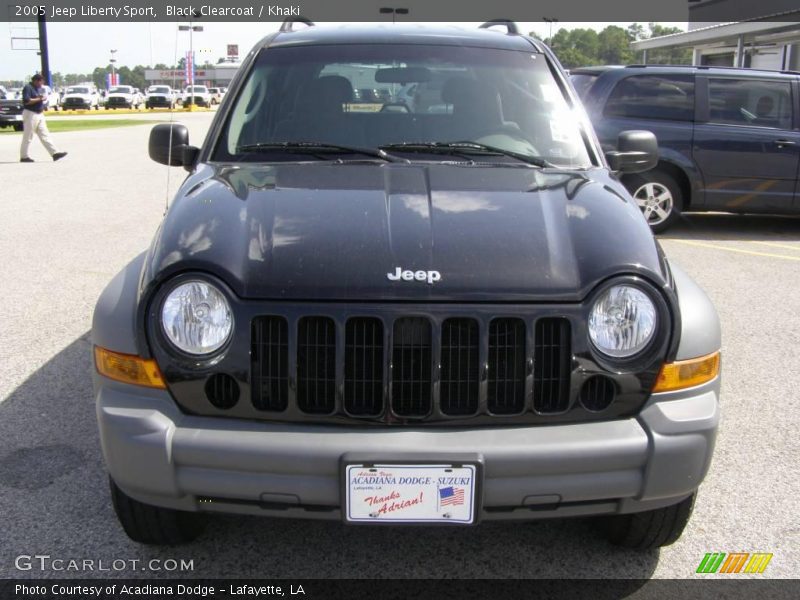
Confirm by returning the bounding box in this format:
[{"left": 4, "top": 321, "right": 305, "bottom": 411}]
[
  {"left": 669, "top": 261, "right": 721, "bottom": 360},
  {"left": 91, "top": 252, "right": 146, "bottom": 356}
]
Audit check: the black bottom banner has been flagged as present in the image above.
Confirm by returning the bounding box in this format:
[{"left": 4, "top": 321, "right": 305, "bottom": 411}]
[{"left": 2, "top": 579, "right": 799, "bottom": 600}]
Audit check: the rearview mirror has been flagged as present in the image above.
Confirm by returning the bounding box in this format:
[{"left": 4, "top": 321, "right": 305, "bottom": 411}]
[
  {"left": 149, "top": 123, "right": 197, "bottom": 169},
  {"left": 375, "top": 67, "right": 431, "bottom": 84},
  {"left": 605, "top": 130, "right": 658, "bottom": 174}
]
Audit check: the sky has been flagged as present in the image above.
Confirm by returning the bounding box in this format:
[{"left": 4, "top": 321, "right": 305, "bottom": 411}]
[{"left": 0, "top": 21, "right": 686, "bottom": 83}]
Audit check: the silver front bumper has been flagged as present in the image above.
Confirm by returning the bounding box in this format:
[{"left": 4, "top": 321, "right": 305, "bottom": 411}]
[{"left": 96, "top": 376, "right": 719, "bottom": 521}]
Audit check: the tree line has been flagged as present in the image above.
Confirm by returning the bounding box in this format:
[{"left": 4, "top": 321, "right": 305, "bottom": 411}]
[{"left": 535, "top": 23, "right": 691, "bottom": 69}]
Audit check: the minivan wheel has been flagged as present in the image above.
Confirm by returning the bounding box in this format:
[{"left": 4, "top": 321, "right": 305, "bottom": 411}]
[
  {"left": 626, "top": 170, "right": 683, "bottom": 233},
  {"left": 597, "top": 493, "right": 695, "bottom": 550},
  {"left": 109, "top": 478, "right": 206, "bottom": 545}
]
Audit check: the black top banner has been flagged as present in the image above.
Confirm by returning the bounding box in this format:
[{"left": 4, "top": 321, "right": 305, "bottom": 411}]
[{"left": 3, "top": 0, "right": 800, "bottom": 22}]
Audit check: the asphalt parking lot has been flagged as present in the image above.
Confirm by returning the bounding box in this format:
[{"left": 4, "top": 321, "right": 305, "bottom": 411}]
[{"left": 0, "top": 112, "right": 797, "bottom": 580}]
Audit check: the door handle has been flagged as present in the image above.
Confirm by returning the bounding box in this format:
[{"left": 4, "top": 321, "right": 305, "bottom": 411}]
[{"left": 774, "top": 139, "right": 797, "bottom": 148}]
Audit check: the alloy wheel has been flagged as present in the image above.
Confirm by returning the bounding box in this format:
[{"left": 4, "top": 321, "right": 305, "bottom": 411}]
[{"left": 633, "top": 182, "right": 673, "bottom": 226}]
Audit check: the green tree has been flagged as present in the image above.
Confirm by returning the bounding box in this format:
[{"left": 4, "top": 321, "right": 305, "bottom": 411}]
[
  {"left": 645, "top": 23, "right": 692, "bottom": 64},
  {"left": 548, "top": 28, "right": 599, "bottom": 69},
  {"left": 626, "top": 23, "right": 647, "bottom": 42},
  {"left": 598, "top": 26, "right": 634, "bottom": 65},
  {"left": 92, "top": 65, "right": 111, "bottom": 88}
]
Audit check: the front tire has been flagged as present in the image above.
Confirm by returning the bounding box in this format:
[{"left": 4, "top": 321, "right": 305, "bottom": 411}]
[
  {"left": 625, "top": 170, "right": 683, "bottom": 233},
  {"left": 597, "top": 493, "right": 695, "bottom": 550},
  {"left": 109, "top": 478, "right": 206, "bottom": 545}
]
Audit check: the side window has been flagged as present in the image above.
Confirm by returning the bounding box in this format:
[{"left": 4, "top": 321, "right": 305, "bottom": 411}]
[
  {"left": 708, "top": 78, "right": 792, "bottom": 129},
  {"left": 604, "top": 74, "right": 695, "bottom": 121}
]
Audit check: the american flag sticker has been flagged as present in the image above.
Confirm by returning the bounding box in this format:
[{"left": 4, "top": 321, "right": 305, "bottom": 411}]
[{"left": 438, "top": 486, "right": 465, "bottom": 507}]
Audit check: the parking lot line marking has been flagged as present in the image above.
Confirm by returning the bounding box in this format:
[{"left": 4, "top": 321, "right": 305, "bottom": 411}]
[
  {"left": 669, "top": 239, "right": 800, "bottom": 261},
  {"left": 747, "top": 241, "right": 800, "bottom": 253}
]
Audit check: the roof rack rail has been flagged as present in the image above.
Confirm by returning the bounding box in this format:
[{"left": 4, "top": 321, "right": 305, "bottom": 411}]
[
  {"left": 279, "top": 16, "right": 315, "bottom": 32},
  {"left": 479, "top": 20, "right": 519, "bottom": 35}
]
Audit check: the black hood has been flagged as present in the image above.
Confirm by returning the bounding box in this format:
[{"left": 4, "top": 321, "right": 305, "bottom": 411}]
[{"left": 143, "top": 162, "right": 666, "bottom": 302}]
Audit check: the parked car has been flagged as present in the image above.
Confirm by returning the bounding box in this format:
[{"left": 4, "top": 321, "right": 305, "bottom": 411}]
[
  {"left": 61, "top": 85, "right": 100, "bottom": 110},
  {"left": 0, "top": 96, "right": 24, "bottom": 130},
  {"left": 145, "top": 85, "right": 177, "bottom": 109},
  {"left": 106, "top": 85, "right": 142, "bottom": 109},
  {"left": 182, "top": 85, "right": 212, "bottom": 107},
  {"left": 207, "top": 87, "right": 222, "bottom": 105},
  {"left": 94, "top": 20, "right": 721, "bottom": 549},
  {"left": 0, "top": 85, "right": 8, "bottom": 100},
  {"left": 572, "top": 65, "right": 800, "bottom": 231},
  {"left": 42, "top": 85, "right": 60, "bottom": 110}
]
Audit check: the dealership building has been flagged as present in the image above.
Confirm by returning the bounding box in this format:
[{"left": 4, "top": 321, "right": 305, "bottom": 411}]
[
  {"left": 632, "top": 0, "right": 800, "bottom": 70},
  {"left": 144, "top": 62, "right": 242, "bottom": 88}
]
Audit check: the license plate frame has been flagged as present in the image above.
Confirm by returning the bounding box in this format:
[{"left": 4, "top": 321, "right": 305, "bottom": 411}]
[{"left": 343, "top": 460, "right": 481, "bottom": 524}]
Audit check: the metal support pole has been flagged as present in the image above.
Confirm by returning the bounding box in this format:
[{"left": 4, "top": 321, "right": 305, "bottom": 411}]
[
  {"left": 642, "top": 49, "right": 647, "bottom": 64},
  {"left": 735, "top": 35, "right": 745, "bottom": 67},
  {"left": 37, "top": 14, "right": 50, "bottom": 86}
]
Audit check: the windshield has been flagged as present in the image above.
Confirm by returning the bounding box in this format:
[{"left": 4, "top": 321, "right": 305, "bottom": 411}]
[
  {"left": 187, "top": 86, "right": 206, "bottom": 92},
  {"left": 149, "top": 86, "right": 170, "bottom": 93},
  {"left": 213, "top": 43, "right": 592, "bottom": 167},
  {"left": 110, "top": 87, "right": 132, "bottom": 93},
  {"left": 67, "top": 87, "right": 89, "bottom": 94}
]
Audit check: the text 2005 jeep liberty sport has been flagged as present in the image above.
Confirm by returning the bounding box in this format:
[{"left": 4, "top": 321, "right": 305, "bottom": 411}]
[{"left": 93, "top": 20, "right": 720, "bottom": 549}]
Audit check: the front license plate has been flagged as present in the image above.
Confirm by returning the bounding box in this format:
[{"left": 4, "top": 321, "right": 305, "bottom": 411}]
[{"left": 345, "top": 464, "right": 477, "bottom": 524}]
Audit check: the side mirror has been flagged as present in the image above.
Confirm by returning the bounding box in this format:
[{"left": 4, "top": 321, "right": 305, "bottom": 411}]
[
  {"left": 605, "top": 130, "right": 658, "bottom": 174},
  {"left": 149, "top": 123, "right": 198, "bottom": 169}
]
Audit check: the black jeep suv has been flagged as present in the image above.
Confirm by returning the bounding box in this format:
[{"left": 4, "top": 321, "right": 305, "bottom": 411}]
[
  {"left": 573, "top": 65, "right": 800, "bottom": 231},
  {"left": 93, "top": 21, "right": 720, "bottom": 549}
]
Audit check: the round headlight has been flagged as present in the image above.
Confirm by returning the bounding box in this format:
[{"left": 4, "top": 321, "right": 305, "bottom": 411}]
[
  {"left": 161, "top": 280, "right": 232, "bottom": 355},
  {"left": 589, "top": 285, "right": 657, "bottom": 358}
]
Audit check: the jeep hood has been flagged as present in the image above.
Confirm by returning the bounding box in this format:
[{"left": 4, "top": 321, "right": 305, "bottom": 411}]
[{"left": 144, "top": 163, "right": 666, "bottom": 302}]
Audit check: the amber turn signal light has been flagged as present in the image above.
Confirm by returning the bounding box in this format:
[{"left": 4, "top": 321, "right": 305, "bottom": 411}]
[
  {"left": 652, "top": 351, "right": 720, "bottom": 393},
  {"left": 94, "top": 346, "right": 166, "bottom": 389}
]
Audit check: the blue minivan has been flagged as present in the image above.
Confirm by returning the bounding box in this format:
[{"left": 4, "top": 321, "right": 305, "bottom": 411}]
[{"left": 573, "top": 65, "right": 800, "bottom": 231}]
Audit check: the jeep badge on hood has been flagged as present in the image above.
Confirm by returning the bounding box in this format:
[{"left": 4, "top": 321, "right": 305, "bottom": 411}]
[{"left": 387, "top": 268, "right": 442, "bottom": 284}]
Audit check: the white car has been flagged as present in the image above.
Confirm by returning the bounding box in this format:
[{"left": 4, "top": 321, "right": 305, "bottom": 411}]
[
  {"left": 42, "top": 85, "right": 60, "bottom": 110},
  {"left": 106, "top": 85, "right": 142, "bottom": 110},
  {"left": 61, "top": 85, "right": 100, "bottom": 110},
  {"left": 207, "top": 87, "right": 223, "bottom": 105},
  {"left": 181, "top": 85, "right": 212, "bottom": 107},
  {"left": 145, "top": 85, "right": 177, "bottom": 109}
]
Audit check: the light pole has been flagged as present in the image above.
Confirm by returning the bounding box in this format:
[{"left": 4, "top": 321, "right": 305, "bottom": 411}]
[
  {"left": 543, "top": 18, "right": 558, "bottom": 44},
  {"left": 109, "top": 49, "right": 117, "bottom": 87},
  {"left": 178, "top": 21, "right": 204, "bottom": 107}
]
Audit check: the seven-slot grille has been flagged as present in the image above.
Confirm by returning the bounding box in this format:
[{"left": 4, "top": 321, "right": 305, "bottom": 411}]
[{"left": 251, "top": 315, "right": 572, "bottom": 420}]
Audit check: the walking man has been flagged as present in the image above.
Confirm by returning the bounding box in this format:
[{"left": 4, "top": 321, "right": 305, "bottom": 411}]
[{"left": 20, "top": 73, "right": 67, "bottom": 163}]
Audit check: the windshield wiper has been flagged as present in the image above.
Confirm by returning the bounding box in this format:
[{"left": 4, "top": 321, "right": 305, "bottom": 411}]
[
  {"left": 379, "top": 141, "right": 556, "bottom": 168},
  {"left": 236, "top": 141, "right": 406, "bottom": 163}
]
